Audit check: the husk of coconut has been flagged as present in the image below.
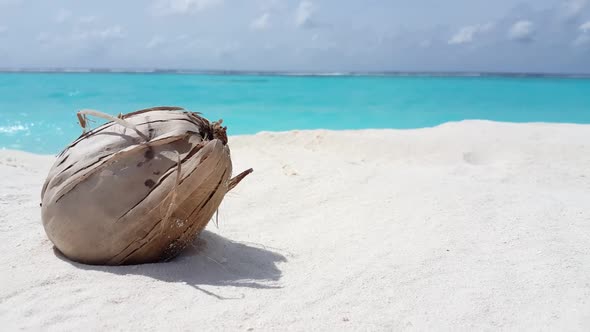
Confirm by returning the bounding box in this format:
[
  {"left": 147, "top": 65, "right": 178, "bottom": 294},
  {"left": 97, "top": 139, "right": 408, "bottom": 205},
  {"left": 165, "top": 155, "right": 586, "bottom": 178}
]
[{"left": 40, "top": 106, "right": 252, "bottom": 265}]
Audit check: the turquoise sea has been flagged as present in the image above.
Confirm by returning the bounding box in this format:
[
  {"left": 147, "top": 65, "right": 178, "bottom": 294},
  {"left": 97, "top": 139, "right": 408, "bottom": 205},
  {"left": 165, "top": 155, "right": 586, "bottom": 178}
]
[{"left": 1, "top": 73, "right": 589, "bottom": 154}]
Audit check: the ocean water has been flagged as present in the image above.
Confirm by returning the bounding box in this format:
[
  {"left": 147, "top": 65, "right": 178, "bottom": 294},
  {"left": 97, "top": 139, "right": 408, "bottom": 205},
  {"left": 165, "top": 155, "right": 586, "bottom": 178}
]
[{"left": 1, "top": 73, "right": 589, "bottom": 154}]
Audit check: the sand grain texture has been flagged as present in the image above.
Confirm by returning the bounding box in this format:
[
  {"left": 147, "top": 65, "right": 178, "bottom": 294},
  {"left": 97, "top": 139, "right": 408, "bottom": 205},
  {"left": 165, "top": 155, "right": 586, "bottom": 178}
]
[{"left": 1, "top": 121, "right": 590, "bottom": 331}]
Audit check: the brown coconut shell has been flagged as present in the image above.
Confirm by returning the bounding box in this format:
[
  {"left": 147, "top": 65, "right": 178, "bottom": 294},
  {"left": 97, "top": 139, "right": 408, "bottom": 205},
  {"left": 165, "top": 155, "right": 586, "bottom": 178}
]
[{"left": 40, "top": 106, "right": 252, "bottom": 265}]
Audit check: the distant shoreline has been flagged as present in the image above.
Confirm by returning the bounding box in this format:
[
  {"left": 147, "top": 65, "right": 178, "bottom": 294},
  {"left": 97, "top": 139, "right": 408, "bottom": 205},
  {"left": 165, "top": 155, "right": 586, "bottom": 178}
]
[
  {"left": 4, "top": 121, "right": 590, "bottom": 155},
  {"left": 1, "top": 68, "right": 590, "bottom": 79}
]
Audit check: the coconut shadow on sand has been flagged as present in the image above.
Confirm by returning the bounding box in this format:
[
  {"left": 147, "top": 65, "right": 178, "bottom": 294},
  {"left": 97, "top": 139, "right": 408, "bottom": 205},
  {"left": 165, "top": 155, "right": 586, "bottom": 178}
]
[{"left": 54, "top": 230, "right": 287, "bottom": 299}]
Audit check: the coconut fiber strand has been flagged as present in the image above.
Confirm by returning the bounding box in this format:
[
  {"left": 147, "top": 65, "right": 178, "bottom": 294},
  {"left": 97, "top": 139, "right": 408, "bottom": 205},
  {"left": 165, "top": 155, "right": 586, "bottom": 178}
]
[{"left": 40, "top": 106, "right": 252, "bottom": 265}]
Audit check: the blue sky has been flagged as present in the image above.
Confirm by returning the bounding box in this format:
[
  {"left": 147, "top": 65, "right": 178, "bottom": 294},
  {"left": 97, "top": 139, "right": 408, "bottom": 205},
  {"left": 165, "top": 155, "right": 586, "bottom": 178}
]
[{"left": 0, "top": 0, "right": 589, "bottom": 72}]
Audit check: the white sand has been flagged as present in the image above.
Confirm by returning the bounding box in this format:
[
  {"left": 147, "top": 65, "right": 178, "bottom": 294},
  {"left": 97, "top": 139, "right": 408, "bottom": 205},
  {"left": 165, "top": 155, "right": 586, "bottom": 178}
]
[{"left": 1, "top": 120, "right": 590, "bottom": 331}]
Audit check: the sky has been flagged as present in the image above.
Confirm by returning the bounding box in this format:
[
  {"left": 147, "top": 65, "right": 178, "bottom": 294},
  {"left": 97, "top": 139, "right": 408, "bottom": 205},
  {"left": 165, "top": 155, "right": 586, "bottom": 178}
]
[{"left": 0, "top": 0, "right": 590, "bottom": 73}]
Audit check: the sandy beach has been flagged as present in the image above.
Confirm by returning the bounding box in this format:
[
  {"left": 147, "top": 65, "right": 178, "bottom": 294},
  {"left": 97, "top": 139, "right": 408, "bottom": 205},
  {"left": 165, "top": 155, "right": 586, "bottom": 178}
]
[{"left": 1, "top": 120, "right": 589, "bottom": 331}]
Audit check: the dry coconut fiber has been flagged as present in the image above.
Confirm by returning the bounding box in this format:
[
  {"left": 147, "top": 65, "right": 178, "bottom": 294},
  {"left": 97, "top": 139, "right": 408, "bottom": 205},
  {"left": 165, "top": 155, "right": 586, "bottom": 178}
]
[{"left": 40, "top": 106, "right": 252, "bottom": 265}]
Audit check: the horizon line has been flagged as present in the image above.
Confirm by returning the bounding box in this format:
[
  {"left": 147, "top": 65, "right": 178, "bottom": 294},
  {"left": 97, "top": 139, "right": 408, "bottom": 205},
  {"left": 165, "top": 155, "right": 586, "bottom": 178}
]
[{"left": 1, "top": 68, "right": 590, "bottom": 78}]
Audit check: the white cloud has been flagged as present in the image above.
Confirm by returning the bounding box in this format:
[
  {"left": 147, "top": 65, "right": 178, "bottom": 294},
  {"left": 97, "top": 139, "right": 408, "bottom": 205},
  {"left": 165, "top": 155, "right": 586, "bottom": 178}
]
[
  {"left": 146, "top": 35, "right": 166, "bottom": 49},
  {"left": 78, "top": 16, "right": 97, "bottom": 24},
  {"left": 40, "top": 25, "right": 125, "bottom": 45},
  {"left": 36, "top": 24, "right": 126, "bottom": 61},
  {"left": 151, "top": 0, "right": 222, "bottom": 15},
  {"left": 251, "top": 13, "right": 270, "bottom": 30},
  {"left": 563, "top": 0, "right": 587, "bottom": 18},
  {"left": 94, "top": 26, "right": 125, "bottom": 40},
  {"left": 0, "top": 26, "right": 6, "bottom": 33},
  {"left": 574, "top": 21, "right": 590, "bottom": 45},
  {"left": 448, "top": 23, "right": 494, "bottom": 45},
  {"left": 295, "top": 1, "right": 315, "bottom": 28},
  {"left": 55, "top": 9, "right": 72, "bottom": 23},
  {"left": 55, "top": 10, "right": 97, "bottom": 26},
  {"left": 508, "top": 20, "right": 535, "bottom": 42}
]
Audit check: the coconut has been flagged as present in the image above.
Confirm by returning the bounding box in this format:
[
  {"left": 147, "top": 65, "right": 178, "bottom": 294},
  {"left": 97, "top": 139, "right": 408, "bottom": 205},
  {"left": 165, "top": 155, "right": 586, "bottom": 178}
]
[{"left": 40, "top": 106, "right": 252, "bottom": 265}]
